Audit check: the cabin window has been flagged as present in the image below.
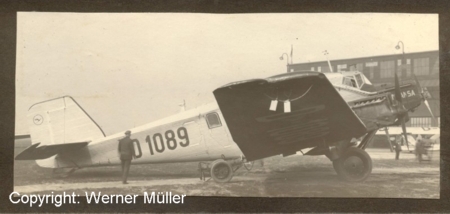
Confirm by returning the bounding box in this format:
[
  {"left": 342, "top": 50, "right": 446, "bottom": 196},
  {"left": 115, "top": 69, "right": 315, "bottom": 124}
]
[{"left": 206, "top": 112, "right": 222, "bottom": 129}]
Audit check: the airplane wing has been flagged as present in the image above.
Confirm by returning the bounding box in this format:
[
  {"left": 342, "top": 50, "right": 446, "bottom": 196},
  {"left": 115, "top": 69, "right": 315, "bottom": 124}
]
[
  {"left": 15, "top": 142, "right": 89, "bottom": 160},
  {"left": 213, "top": 72, "right": 367, "bottom": 161}
]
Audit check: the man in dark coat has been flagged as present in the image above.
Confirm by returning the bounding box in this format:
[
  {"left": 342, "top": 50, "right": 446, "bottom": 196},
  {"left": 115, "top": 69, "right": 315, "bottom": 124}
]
[
  {"left": 392, "top": 136, "right": 402, "bottom": 160},
  {"left": 118, "top": 130, "right": 136, "bottom": 184}
]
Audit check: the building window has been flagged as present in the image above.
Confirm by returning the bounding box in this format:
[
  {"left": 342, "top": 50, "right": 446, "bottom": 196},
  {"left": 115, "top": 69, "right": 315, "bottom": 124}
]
[
  {"left": 206, "top": 112, "right": 222, "bottom": 129},
  {"left": 364, "top": 62, "right": 375, "bottom": 80},
  {"left": 356, "top": 63, "right": 364, "bottom": 72},
  {"left": 318, "top": 67, "right": 321, "bottom": 72},
  {"left": 311, "top": 67, "right": 315, "bottom": 71},
  {"left": 365, "top": 62, "right": 378, "bottom": 67},
  {"left": 431, "top": 58, "right": 439, "bottom": 75},
  {"left": 414, "top": 58, "right": 429, "bottom": 76},
  {"left": 337, "top": 64, "right": 347, "bottom": 72},
  {"left": 438, "top": 117, "right": 440, "bottom": 127},
  {"left": 397, "top": 58, "right": 411, "bottom": 77},
  {"left": 380, "top": 61, "right": 395, "bottom": 78},
  {"left": 410, "top": 117, "right": 432, "bottom": 127}
]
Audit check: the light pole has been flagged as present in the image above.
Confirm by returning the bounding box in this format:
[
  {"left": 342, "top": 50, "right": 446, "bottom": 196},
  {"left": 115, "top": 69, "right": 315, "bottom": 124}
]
[
  {"left": 323, "top": 50, "right": 333, "bottom": 72},
  {"left": 395, "top": 40, "right": 405, "bottom": 80},
  {"left": 279, "top": 53, "right": 290, "bottom": 65},
  {"left": 395, "top": 41, "right": 404, "bottom": 54}
]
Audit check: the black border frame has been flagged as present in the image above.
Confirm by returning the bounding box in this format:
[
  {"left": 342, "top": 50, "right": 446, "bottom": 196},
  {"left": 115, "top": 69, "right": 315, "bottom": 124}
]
[{"left": 1, "top": 0, "right": 449, "bottom": 212}]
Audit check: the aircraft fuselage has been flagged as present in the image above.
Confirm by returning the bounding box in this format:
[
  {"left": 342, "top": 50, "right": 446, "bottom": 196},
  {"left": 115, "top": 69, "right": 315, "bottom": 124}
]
[{"left": 37, "top": 103, "right": 242, "bottom": 169}]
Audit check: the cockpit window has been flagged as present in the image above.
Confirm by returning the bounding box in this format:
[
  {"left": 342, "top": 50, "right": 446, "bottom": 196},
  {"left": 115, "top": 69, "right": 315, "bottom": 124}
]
[
  {"left": 343, "top": 74, "right": 365, "bottom": 89},
  {"left": 354, "top": 74, "right": 364, "bottom": 88},
  {"left": 206, "top": 112, "right": 222, "bottom": 129},
  {"left": 343, "top": 77, "right": 357, "bottom": 88}
]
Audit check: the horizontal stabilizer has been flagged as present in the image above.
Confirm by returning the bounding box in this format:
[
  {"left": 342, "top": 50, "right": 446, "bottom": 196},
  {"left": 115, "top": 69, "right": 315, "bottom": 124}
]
[{"left": 15, "top": 142, "right": 88, "bottom": 160}]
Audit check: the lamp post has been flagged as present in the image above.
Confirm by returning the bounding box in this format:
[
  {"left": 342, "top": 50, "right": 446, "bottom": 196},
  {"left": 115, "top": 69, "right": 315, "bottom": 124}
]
[
  {"left": 280, "top": 53, "right": 290, "bottom": 72},
  {"left": 395, "top": 40, "right": 406, "bottom": 80},
  {"left": 279, "top": 53, "right": 290, "bottom": 65},
  {"left": 323, "top": 50, "right": 333, "bottom": 72},
  {"left": 395, "top": 41, "right": 404, "bottom": 54}
]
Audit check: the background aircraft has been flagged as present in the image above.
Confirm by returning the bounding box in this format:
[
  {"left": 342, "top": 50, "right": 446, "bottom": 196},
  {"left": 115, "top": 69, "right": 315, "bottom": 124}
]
[{"left": 376, "top": 127, "right": 440, "bottom": 152}]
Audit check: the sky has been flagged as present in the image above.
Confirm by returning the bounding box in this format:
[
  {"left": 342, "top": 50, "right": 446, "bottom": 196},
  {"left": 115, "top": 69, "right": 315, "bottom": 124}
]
[{"left": 15, "top": 13, "right": 438, "bottom": 135}]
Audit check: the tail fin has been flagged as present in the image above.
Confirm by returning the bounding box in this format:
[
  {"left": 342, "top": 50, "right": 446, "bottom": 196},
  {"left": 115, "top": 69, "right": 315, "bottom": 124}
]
[{"left": 27, "top": 96, "right": 106, "bottom": 146}]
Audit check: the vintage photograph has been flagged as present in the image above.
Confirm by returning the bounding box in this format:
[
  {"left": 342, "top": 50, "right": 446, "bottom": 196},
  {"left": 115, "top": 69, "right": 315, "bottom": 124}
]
[{"left": 14, "top": 12, "right": 439, "bottom": 198}]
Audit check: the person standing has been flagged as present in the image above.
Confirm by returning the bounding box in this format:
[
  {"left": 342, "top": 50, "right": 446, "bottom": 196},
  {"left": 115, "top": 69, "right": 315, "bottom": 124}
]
[
  {"left": 392, "top": 136, "right": 402, "bottom": 160},
  {"left": 415, "top": 135, "right": 425, "bottom": 162},
  {"left": 118, "top": 130, "right": 136, "bottom": 184}
]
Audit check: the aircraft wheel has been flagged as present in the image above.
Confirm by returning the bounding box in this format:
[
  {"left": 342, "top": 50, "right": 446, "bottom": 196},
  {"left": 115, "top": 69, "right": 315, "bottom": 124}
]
[
  {"left": 210, "top": 159, "right": 233, "bottom": 183},
  {"left": 333, "top": 147, "right": 372, "bottom": 182}
]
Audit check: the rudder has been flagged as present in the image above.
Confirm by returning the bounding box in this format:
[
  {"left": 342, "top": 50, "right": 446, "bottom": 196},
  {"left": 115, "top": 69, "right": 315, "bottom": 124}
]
[{"left": 27, "top": 96, "right": 105, "bottom": 146}]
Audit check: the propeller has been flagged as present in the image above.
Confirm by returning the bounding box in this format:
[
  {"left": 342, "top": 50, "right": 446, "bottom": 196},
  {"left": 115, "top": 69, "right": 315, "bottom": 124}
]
[
  {"left": 412, "top": 73, "right": 437, "bottom": 123},
  {"left": 393, "top": 71, "right": 410, "bottom": 150}
]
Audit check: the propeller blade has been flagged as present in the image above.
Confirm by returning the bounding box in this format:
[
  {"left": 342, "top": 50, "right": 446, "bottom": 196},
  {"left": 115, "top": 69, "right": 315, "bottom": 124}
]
[
  {"left": 412, "top": 69, "right": 437, "bottom": 126},
  {"left": 424, "top": 99, "right": 437, "bottom": 123},
  {"left": 400, "top": 116, "right": 409, "bottom": 150},
  {"left": 411, "top": 72, "right": 424, "bottom": 94},
  {"left": 394, "top": 71, "right": 403, "bottom": 104}
]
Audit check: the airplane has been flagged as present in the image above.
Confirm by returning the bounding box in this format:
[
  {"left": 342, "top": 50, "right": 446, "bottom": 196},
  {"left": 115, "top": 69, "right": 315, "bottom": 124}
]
[
  {"left": 376, "top": 127, "right": 440, "bottom": 153},
  {"left": 15, "top": 60, "right": 431, "bottom": 183}
]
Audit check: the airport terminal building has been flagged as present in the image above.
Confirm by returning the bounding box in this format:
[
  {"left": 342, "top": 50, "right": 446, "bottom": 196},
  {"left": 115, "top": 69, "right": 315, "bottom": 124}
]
[{"left": 287, "top": 50, "right": 440, "bottom": 128}]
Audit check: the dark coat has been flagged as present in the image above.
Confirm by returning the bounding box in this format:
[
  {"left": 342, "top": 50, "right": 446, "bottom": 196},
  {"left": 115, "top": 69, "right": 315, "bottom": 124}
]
[{"left": 118, "top": 136, "right": 135, "bottom": 160}]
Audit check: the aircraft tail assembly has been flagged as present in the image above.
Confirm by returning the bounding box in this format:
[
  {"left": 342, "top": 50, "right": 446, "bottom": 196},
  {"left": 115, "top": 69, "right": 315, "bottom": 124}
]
[{"left": 16, "top": 96, "right": 105, "bottom": 160}]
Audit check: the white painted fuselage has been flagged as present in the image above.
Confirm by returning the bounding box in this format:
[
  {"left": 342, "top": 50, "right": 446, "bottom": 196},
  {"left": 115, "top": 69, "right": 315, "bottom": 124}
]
[{"left": 38, "top": 103, "right": 242, "bottom": 168}]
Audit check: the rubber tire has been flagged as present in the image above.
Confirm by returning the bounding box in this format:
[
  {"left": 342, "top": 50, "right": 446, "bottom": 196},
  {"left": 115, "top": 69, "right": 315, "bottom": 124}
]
[
  {"left": 333, "top": 147, "right": 372, "bottom": 182},
  {"left": 210, "top": 159, "right": 233, "bottom": 183}
]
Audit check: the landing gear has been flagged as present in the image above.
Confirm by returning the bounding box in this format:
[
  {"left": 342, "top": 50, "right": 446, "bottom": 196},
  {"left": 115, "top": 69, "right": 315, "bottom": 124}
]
[
  {"left": 198, "top": 158, "right": 249, "bottom": 182},
  {"left": 333, "top": 147, "right": 372, "bottom": 182},
  {"left": 52, "top": 168, "right": 76, "bottom": 178},
  {"left": 210, "top": 159, "right": 234, "bottom": 183}
]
